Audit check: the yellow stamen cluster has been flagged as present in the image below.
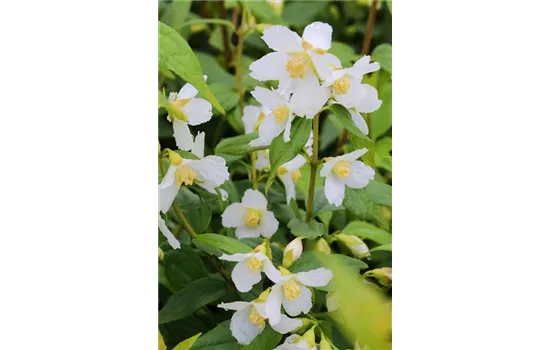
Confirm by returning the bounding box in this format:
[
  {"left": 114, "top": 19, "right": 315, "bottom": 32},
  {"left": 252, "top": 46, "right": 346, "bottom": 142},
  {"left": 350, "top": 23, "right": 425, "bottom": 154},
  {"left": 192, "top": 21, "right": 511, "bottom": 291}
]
[
  {"left": 285, "top": 53, "right": 310, "bottom": 79},
  {"left": 175, "top": 165, "right": 197, "bottom": 185},
  {"left": 246, "top": 257, "right": 262, "bottom": 273},
  {"left": 332, "top": 161, "right": 350, "bottom": 178},
  {"left": 248, "top": 307, "right": 265, "bottom": 329},
  {"left": 291, "top": 170, "right": 302, "bottom": 182},
  {"left": 277, "top": 167, "right": 288, "bottom": 176},
  {"left": 273, "top": 105, "right": 290, "bottom": 125},
  {"left": 301, "top": 40, "right": 325, "bottom": 54},
  {"left": 333, "top": 75, "right": 351, "bottom": 94},
  {"left": 245, "top": 208, "right": 262, "bottom": 227},
  {"left": 282, "top": 279, "right": 302, "bottom": 300}
]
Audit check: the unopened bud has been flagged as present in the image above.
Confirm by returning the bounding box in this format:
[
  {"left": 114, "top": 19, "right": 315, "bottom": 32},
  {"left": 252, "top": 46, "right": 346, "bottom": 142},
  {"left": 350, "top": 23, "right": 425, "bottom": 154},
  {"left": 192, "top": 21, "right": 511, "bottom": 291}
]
[
  {"left": 365, "top": 267, "right": 392, "bottom": 287},
  {"left": 255, "top": 287, "right": 272, "bottom": 303},
  {"left": 278, "top": 266, "right": 292, "bottom": 276},
  {"left": 335, "top": 234, "right": 370, "bottom": 259},
  {"left": 326, "top": 291, "right": 339, "bottom": 312},
  {"left": 295, "top": 318, "right": 313, "bottom": 334},
  {"left": 302, "top": 327, "right": 316, "bottom": 347},
  {"left": 282, "top": 237, "right": 303, "bottom": 268},
  {"left": 158, "top": 247, "right": 164, "bottom": 261},
  {"left": 320, "top": 334, "right": 333, "bottom": 350},
  {"left": 313, "top": 237, "right": 331, "bottom": 255},
  {"left": 168, "top": 150, "right": 183, "bottom": 166}
]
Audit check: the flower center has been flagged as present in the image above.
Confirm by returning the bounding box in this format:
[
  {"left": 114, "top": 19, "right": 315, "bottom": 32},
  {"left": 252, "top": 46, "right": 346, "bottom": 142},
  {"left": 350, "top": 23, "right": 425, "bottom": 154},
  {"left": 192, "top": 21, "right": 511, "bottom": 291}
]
[
  {"left": 246, "top": 257, "right": 262, "bottom": 272},
  {"left": 248, "top": 307, "right": 265, "bottom": 329},
  {"left": 245, "top": 208, "right": 262, "bottom": 227},
  {"left": 285, "top": 53, "right": 310, "bottom": 79},
  {"left": 283, "top": 279, "right": 302, "bottom": 300},
  {"left": 175, "top": 165, "right": 196, "bottom": 186},
  {"left": 333, "top": 75, "right": 351, "bottom": 94},
  {"left": 291, "top": 170, "right": 302, "bottom": 183},
  {"left": 172, "top": 98, "right": 191, "bottom": 109},
  {"left": 332, "top": 161, "right": 350, "bottom": 178},
  {"left": 273, "top": 105, "right": 290, "bottom": 125},
  {"left": 277, "top": 166, "right": 288, "bottom": 176}
]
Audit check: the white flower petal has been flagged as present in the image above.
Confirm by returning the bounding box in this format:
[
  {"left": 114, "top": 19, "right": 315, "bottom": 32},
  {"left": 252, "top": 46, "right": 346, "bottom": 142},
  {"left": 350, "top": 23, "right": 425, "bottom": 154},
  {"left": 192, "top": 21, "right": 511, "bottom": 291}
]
[
  {"left": 310, "top": 51, "right": 341, "bottom": 84},
  {"left": 158, "top": 215, "right": 180, "bottom": 249},
  {"left": 255, "top": 150, "right": 271, "bottom": 171},
  {"left": 278, "top": 172, "right": 296, "bottom": 204},
  {"left": 282, "top": 284, "right": 312, "bottom": 316},
  {"left": 191, "top": 131, "right": 205, "bottom": 158},
  {"left": 183, "top": 98, "right": 213, "bottom": 125},
  {"left": 354, "top": 84, "right": 382, "bottom": 113},
  {"left": 257, "top": 113, "right": 286, "bottom": 144},
  {"left": 251, "top": 87, "right": 286, "bottom": 111},
  {"left": 253, "top": 301, "right": 269, "bottom": 319},
  {"left": 232, "top": 260, "right": 262, "bottom": 292},
  {"left": 262, "top": 259, "right": 283, "bottom": 283},
  {"left": 302, "top": 22, "right": 333, "bottom": 51},
  {"left": 219, "top": 188, "right": 229, "bottom": 201},
  {"left": 243, "top": 105, "right": 261, "bottom": 134},
  {"left": 250, "top": 52, "right": 290, "bottom": 81},
  {"left": 270, "top": 314, "right": 302, "bottom": 334},
  {"left": 349, "top": 109, "right": 368, "bottom": 135},
  {"left": 341, "top": 148, "right": 368, "bottom": 162},
  {"left": 334, "top": 80, "right": 364, "bottom": 109},
  {"left": 294, "top": 268, "right": 333, "bottom": 287},
  {"left": 190, "top": 156, "right": 230, "bottom": 188},
  {"left": 259, "top": 210, "right": 278, "bottom": 238},
  {"left": 236, "top": 226, "right": 262, "bottom": 239},
  {"left": 348, "top": 55, "right": 380, "bottom": 78},
  {"left": 265, "top": 284, "right": 284, "bottom": 325},
  {"left": 177, "top": 82, "right": 199, "bottom": 99},
  {"left": 283, "top": 115, "right": 294, "bottom": 142},
  {"left": 289, "top": 73, "right": 330, "bottom": 118},
  {"left": 159, "top": 165, "right": 176, "bottom": 189},
  {"left": 221, "top": 203, "right": 247, "bottom": 228},
  {"left": 218, "top": 301, "right": 250, "bottom": 311},
  {"left": 261, "top": 25, "right": 303, "bottom": 53},
  {"left": 341, "top": 161, "right": 375, "bottom": 189},
  {"left": 230, "top": 306, "right": 264, "bottom": 345},
  {"left": 274, "top": 335, "right": 308, "bottom": 350},
  {"left": 324, "top": 172, "right": 346, "bottom": 207},
  {"left": 284, "top": 154, "right": 307, "bottom": 171},
  {"left": 242, "top": 189, "right": 268, "bottom": 210},
  {"left": 219, "top": 253, "right": 250, "bottom": 262},
  {"left": 173, "top": 118, "right": 194, "bottom": 151}
]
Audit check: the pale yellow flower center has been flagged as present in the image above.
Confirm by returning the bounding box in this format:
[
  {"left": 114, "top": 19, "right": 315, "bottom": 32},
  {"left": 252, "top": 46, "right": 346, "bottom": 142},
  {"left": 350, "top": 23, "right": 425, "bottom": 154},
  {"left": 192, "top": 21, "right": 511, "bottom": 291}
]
[
  {"left": 301, "top": 40, "right": 325, "bottom": 54},
  {"left": 245, "top": 208, "right": 262, "bottom": 227},
  {"left": 283, "top": 278, "right": 302, "bottom": 300},
  {"left": 277, "top": 167, "right": 288, "bottom": 176},
  {"left": 172, "top": 98, "right": 191, "bottom": 109},
  {"left": 246, "top": 257, "right": 262, "bottom": 272},
  {"left": 273, "top": 105, "right": 290, "bottom": 125},
  {"left": 285, "top": 53, "right": 310, "bottom": 79},
  {"left": 175, "top": 165, "right": 196, "bottom": 186},
  {"left": 333, "top": 161, "right": 350, "bottom": 178},
  {"left": 248, "top": 307, "right": 265, "bottom": 328},
  {"left": 333, "top": 75, "right": 351, "bottom": 94},
  {"left": 291, "top": 170, "right": 302, "bottom": 183}
]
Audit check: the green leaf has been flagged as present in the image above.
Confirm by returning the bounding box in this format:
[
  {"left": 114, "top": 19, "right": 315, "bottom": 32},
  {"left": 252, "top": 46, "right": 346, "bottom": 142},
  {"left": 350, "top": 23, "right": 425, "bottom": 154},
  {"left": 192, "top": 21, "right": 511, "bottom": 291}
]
[
  {"left": 158, "top": 276, "right": 226, "bottom": 324},
  {"left": 363, "top": 181, "right": 392, "bottom": 206},
  {"left": 311, "top": 187, "right": 340, "bottom": 218},
  {"left": 159, "top": 263, "right": 172, "bottom": 291},
  {"left": 288, "top": 218, "right": 326, "bottom": 239},
  {"left": 207, "top": 83, "right": 239, "bottom": 116},
  {"left": 174, "top": 333, "right": 202, "bottom": 350},
  {"left": 341, "top": 221, "right": 392, "bottom": 245},
  {"left": 371, "top": 243, "right": 392, "bottom": 252},
  {"left": 174, "top": 188, "right": 212, "bottom": 235},
  {"left": 343, "top": 182, "right": 391, "bottom": 222},
  {"left": 158, "top": 22, "right": 225, "bottom": 114},
  {"left": 371, "top": 43, "right": 392, "bottom": 74},
  {"left": 164, "top": 246, "right": 208, "bottom": 290},
  {"left": 291, "top": 251, "right": 368, "bottom": 275},
  {"left": 370, "top": 83, "right": 392, "bottom": 140},
  {"left": 215, "top": 133, "right": 268, "bottom": 156},
  {"left": 180, "top": 19, "right": 235, "bottom": 31},
  {"left": 190, "top": 321, "right": 239, "bottom": 350},
  {"left": 329, "top": 41, "right": 359, "bottom": 67},
  {"left": 174, "top": 149, "right": 200, "bottom": 160},
  {"left": 160, "top": 1, "right": 192, "bottom": 31},
  {"left": 349, "top": 133, "right": 376, "bottom": 168},
  {"left": 242, "top": 325, "right": 282, "bottom": 350},
  {"left": 374, "top": 137, "right": 392, "bottom": 171},
  {"left": 195, "top": 52, "right": 235, "bottom": 87},
  {"left": 248, "top": 1, "right": 281, "bottom": 24},
  {"left": 267, "top": 118, "right": 312, "bottom": 191},
  {"left": 283, "top": 1, "right": 328, "bottom": 27},
  {"left": 193, "top": 233, "right": 252, "bottom": 257},
  {"left": 328, "top": 104, "right": 372, "bottom": 140}
]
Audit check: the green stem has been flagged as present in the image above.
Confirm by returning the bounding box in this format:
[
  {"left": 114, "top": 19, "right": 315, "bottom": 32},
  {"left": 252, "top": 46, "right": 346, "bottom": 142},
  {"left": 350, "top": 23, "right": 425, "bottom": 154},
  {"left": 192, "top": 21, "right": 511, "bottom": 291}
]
[
  {"left": 234, "top": 4, "right": 247, "bottom": 116},
  {"left": 250, "top": 151, "right": 258, "bottom": 189},
  {"left": 305, "top": 113, "right": 320, "bottom": 222}
]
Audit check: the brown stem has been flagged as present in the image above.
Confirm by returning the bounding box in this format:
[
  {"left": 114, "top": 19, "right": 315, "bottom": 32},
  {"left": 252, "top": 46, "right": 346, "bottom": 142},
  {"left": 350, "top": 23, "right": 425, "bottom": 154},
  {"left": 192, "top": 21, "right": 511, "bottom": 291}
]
[
  {"left": 361, "top": 0, "right": 379, "bottom": 55},
  {"left": 217, "top": 1, "right": 232, "bottom": 64}
]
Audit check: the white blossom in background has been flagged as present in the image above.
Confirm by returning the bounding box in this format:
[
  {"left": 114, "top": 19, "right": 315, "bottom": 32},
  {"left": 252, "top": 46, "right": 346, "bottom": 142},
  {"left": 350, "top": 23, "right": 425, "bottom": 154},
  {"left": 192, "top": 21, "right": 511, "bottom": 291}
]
[
  {"left": 277, "top": 155, "right": 307, "bottom": 204},
  {"left": 158, "top": 214, "right": 180, "bottom": 250},
  {"left": 168, "top": 77, "right": 213, "bottom": 151},
  {"left": 265, "top": 267, "right": 333, "bottom": 324},
  {"left": 274, "top": 333, "right": 316, "bottom": 350},
  {"left": 320, "top": 148, "right": 375, "bottom": 206},
  {"left": 221, "top": 189, "right": 279, "bottom": 239},
  {"left": 158, "top": 133, "right": 229, "bottom": 213},
  {"left": 255, "top": 149, "right": 271, "bottom": 172},
  {"left": 250, "top": 22, "right": 338, "bottom": 97},
  {"left": 243, "top": 104, "right": 271, "bottom": 135}
]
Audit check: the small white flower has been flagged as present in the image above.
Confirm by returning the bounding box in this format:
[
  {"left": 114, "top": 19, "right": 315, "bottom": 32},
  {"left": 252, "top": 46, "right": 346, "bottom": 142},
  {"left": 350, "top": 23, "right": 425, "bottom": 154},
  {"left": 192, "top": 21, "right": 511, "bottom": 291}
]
[
  {"left": 167, "top": 77, "right": 213, "bottom": 151},
  {"left": 250, "top": 22, "right": 336, "bottom": 97},
  {"left": 243, "top": 104, "right": 271, "bottom": 135},
  {"left": 265, "top": 267, "right": 333, "bottom": 324},
  {"left": 277, "top": 155, "right": 307, "bottom": 204},
  {"left": 218, "top": 299, "right": 302, "bottom": 345},
  {"left": 320, "top": 148, "right": 375, "bottom": 207},
  {"left": 158, "top": 134, "right": 229, "bottom": 213},
  {"left": 158, "top": 214, "right": 180, "bottom": 250},
  {"left": 249, "top": 84, "right": 328, "bottom": 145},
  {"left": 255, "top": 150, "right": 271, "bottom": 172},
  {"left": 274, "top": 334, "right": 315, "bottom": 350},
  {"left": 219, "top": 250, "right": 281, "bottom": 292},
  {"left": 221, "top": 189, "right": 279, "bottom": 239}
]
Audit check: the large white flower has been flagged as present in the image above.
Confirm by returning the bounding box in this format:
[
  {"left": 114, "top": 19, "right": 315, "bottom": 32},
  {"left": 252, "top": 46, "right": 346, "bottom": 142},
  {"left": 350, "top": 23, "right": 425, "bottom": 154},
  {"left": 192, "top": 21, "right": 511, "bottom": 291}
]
[
  {"left": 243, "top": 104, "right": 271, "bottom": 135},
  {"left": 219, "top": 249, "right": 281, "bottom": 292},
  {"left": 250, "top": 22, "right": 337, "bottom": 96},
  {"left": 158, "top": 214, "right": 180, "bottom": 250},
  {"left": 221, "top": 189, "right": 279, "bottom": 239},
  {"left": 277, "top": 155, "right": 307, "bottom": 204},
  {"left": 265, "top": 267, "right": 333, "bottom": 324},
  {"left": 167, "top": 77, "right": 213, "bottom": 151},
  {"left": 218, "top": 298, "right": 302, "bottom": 345},
  {"left": 249, "top": 82, "right": 328, "bottom": 145},
  {"left": 320, "top": 148, "right": 375, "bottom": 207},
  {"left": 158, "top": 133, "right": 229, "bottom": 213},
  {"left": 274, "top": 334, "right": 316, "bottom": 350}
]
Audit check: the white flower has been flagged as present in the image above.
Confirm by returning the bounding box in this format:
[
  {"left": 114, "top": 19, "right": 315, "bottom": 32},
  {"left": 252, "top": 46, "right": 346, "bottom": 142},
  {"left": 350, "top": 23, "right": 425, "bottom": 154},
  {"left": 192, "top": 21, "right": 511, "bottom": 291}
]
[
  {"left": 221, "top": 189, "right": 279, "bottom": 239},
  {"left": 218, "top": 299, "right": 302, "bottom": 345},
  {"left": 243, "top": 104, "right": 271, "bottom": 135},
  {"left": 277, "top": 155, "right": 307, "bottom": 204},
  {"left": 265, "top": 267, "right": 333, "bottom": 324},
  {"left": 283, "top": 237, "right": 304, "bottom": 268},
  {"left": 249, "top": 84, "right": 328, "bottom": 145},
  {"left": 256, "top": 150, "right": 271, "bottom": 172},
  {"left": 320, "top": 148, "right": 375, "bottom": 207},
  {"left": 158, "top": 134, "right": 229, "bottom": 213},
  {"left": 167, "top": 77, "right": 213, "bottom": 151},
  {"left": 274, "top": 334, "right": 316, "bottom": 350},
  {"left": 219, "top": 250, "right": 281, "bottom": 292},
  {"left": 250, "top": 22, "right": 336, "bottom": 97},
  {"left": 305, "top": 131, "right": 314, "bottom": 156},
  {"left": 158, "top": 214, "right": 180, "bottom": 250}
]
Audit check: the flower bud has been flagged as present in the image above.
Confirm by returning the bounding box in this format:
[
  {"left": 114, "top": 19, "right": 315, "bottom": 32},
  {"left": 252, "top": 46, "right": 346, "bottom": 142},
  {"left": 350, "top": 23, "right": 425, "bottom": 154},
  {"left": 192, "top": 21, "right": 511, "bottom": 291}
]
[
  {"left": 282, "top": 237, "right": 303, "bottom": 268},
  {"left": 168, "top": 150, "right": 183, "bottom": 166},
  {"left": 320, "top": 334, "right": 333, "bottom": 350},
  {"left": 335, "top": 234, "right": 370, "bottom": 259},
  {"left": 365, "top": 267, "right": 392, "bottom": 287},
  {"left": 255, "top": 287, "right": 272, "bottom": 303},
  {"left": 326, "top": 291, "right": 339, "bottom": 312},
  {"left": 313, "top": 237, "right": 331, "bottom": 255},
  {"left": 302, "top": 327, "right": 316, "bottom": 348},
  {"left": 255, "top": 23, "right": 272, "bottom": 34},
  {"left": 158, "top": 247, "right": 164, "bottom": 262}
]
